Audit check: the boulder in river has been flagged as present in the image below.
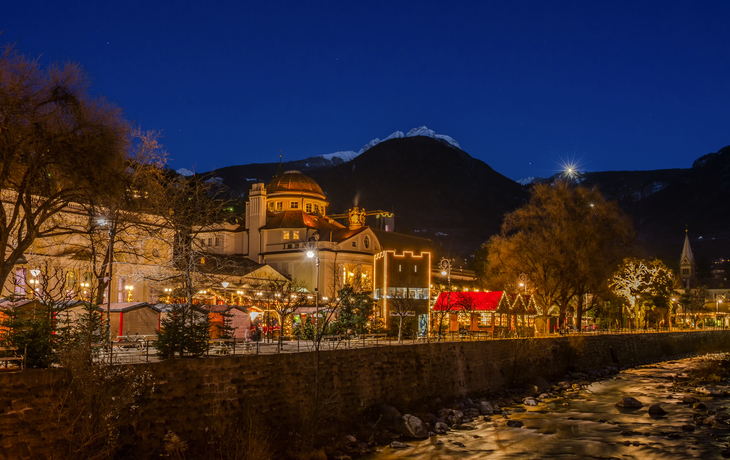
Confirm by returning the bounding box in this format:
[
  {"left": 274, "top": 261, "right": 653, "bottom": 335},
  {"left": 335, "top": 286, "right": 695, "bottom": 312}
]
[
  {"left": 478, "top": 400, "right": 494, "bottom": 415},
  {"left": 434, "top": 422, "right": 450, "bottom": 434},
  {"left": 615, "top": 397, "right": 643, "bottom": 408},
  {"left": 648, "top": 404, "right": 667, "bottom": 415},
  {"left": 523, "top": 397, "right": 538, "bottom": 406},
  {"left": 397, "top": 414, "right": 429, "bottom": 439},
  {"left": 506, "top": 420, "right": 524, "bottom": 428},
  {"left": 378, "top": 405, "right": 402, "bottom": 430}
]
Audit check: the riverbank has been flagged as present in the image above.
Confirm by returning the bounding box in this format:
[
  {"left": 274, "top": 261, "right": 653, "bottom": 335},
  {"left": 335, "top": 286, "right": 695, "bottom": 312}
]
[
  {"left": 353, "top": 353, "right": 730, "bottom": 459},
  {"left": 2, "top": 331, "right": 730, "bottom": 459}
]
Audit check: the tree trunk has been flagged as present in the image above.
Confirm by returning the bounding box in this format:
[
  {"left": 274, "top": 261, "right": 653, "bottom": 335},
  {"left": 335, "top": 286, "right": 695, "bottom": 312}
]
[{"left": 576, "top": 294, "right": 584, "bottom": 333}]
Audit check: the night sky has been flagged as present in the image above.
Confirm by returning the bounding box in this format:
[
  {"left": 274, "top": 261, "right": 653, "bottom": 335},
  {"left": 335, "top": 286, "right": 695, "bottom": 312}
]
[{"left": 4, "top": 1, "right": 730, "bottom": 180}]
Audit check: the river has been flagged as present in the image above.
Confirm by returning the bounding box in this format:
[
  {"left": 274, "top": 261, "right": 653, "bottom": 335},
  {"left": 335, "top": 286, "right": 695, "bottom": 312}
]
[{"left": 364, "top": 356, "right": 730, "bottom": 459}]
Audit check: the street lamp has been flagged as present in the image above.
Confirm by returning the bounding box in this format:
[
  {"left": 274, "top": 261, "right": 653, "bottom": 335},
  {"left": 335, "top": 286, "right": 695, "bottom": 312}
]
[
  {"left": 221, "top": 281, "right": 229, "bottom": 304},
  {"left": 439, "top": 258, "right": 452, "bottom": 286},
  {"left": 307, "top": 248, "right": 320, "bottom": 328},
  {"left": 437, "top": 258, "right": 453, "bottom": 339},
  {"left": 518, "top": 273, "right": 528, "bottom": 293},
  {"left": 164, "top": 288, "right": 173, "bottom": 303}
]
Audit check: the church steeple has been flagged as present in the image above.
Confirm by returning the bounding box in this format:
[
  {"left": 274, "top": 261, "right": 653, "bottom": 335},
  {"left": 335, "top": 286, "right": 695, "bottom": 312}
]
[{"left": 680, "top": 230, "right": 695, "bottom": 289}]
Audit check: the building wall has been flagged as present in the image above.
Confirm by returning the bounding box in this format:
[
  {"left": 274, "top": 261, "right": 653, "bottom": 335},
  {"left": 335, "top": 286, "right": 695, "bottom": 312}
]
[{"left": 2, "top": 331, "right": 729, "bottom": 459}]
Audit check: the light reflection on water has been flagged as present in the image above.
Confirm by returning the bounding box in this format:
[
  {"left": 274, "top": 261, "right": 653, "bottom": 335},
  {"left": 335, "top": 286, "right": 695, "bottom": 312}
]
[{"left": 366, "top": 359, "right": 727, "bottom": 459}]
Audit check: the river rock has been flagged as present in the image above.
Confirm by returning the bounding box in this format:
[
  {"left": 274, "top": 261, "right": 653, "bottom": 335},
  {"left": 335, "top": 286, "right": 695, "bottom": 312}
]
[
  {"left": 434, "top": 422, "right": 450, "bottom": 434},
  {"left": 523, "top": 397, "right": 538, "bottom": 406},
  {"left": 696, "top": 386, "right": 724, "bottom": 396},
  {"left": 447, "top": 411, "right": 464, "bottom": 426},
  {"left": 533, "top": 376, "right": 551, "bottom": 392},
  {"left": 345, "top": 435, "right": 357, "bottom": 443},
  {"left": 681, "top": 395, "right": 698, "bottom": 404},
  {"left": 378, "top": 405, "right": 402, "bottom": 430},
  {"left": 615, "top": 397, "right": 643, "bottom": 408},
  {"left": 397, "top": 414, "right": 429, "bottom": 439},
  {"left": 478, "top": 400, "right": 494, "bottom": 415},
  {"left": 693, "top": 402, "right": 706, "bottom": 410},
  {"left": 681, "top": 424, "right": 695, "bottom": 432},
  {"left": 648, "top": 404, "right": 667, "bottom": 415},
  {"left": 506, "top": 420, "right": 523, "bottom": 428},
  {"left": 390, "top": 441, "right": 411, "bottom": 449}
]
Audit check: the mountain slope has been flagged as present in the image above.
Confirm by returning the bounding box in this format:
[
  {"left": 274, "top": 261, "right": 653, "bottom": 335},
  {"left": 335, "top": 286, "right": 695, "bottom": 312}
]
[{"left": 310, "top": 136, "right": 527, "bottom": 256}]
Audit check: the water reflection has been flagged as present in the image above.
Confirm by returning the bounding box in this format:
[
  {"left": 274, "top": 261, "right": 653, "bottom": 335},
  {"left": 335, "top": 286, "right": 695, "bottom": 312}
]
[{"left": 367, "top": 358, "right": 727, "bottom": 459}]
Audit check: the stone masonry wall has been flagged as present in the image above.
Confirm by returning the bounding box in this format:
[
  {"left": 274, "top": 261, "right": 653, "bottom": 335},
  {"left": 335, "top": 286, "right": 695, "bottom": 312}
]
[{"left": 1, "top": 331, "right": 729, "bottom": 458}]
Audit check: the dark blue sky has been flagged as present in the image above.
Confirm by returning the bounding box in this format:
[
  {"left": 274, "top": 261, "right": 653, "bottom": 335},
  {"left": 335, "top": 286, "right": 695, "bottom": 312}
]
[{"left": 4, "top": 1, "right": 730, "bottom": 180}]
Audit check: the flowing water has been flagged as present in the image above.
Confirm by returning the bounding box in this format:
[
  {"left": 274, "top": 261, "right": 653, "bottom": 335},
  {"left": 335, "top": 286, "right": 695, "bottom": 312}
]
[{"left": 365, "top": 357, "right": 730, "bottom": 459}]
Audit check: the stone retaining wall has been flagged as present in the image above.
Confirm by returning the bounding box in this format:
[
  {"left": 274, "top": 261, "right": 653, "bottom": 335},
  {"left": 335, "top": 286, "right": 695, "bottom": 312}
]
[{"left": 1, "top": 331, "right": 729, "bottom": 458}]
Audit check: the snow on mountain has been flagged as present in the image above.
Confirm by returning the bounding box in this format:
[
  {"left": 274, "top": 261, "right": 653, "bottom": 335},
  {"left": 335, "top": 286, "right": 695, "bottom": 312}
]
[
  {"left": 318, "top": 126, "right": 459, "bottom": 163},
  {"left": 177, "top": 168, "right": 195, "bottom": 177},
  {"left": 406, "top": 126, "right": 461, "bottom": 149},
  {"left": 517, "top": 177, "right": 536, "bottom": 186},
  {"left": 320, "top": 150, "right": 360, "bottom": 162}
]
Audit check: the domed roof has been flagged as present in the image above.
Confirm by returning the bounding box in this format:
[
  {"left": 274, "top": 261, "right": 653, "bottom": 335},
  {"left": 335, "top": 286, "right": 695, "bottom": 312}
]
[{"left": 266, "top": 170, "right": 326, "bottom": 199}]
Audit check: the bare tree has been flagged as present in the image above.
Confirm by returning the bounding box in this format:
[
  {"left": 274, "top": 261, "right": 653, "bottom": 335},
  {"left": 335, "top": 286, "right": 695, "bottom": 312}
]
[
  {"left": 145, "top": 172, "right": 232, "bottom": 358},
  {"left": 0, "top": 45, "right": 129, "bottom": 289},
  {"left": 389, "top": 289, "right": 417, "bottom": 343}
]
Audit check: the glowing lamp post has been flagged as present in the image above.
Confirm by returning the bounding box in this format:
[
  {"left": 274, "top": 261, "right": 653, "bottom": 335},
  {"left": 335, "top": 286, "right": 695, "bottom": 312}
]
[
  {"left": 307, "top": 249, "right": 320, "bottom": 328},
  {"left": 221, "top": 281, "right": 229, "bottom": 304}
]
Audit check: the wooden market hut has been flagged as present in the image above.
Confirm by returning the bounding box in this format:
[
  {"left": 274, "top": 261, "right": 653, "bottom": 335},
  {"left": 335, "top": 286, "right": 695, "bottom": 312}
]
[
  {"left": 507, "top": 293, "right": 538, "bottom": 337},
  {"left": 432, "top": 291, "right": 505, "bottom": 333},
  {"left": 106, "top": 302, "right": 161, "bottom": 339},
  {"left": 432, "top": 291, "right": 538, "bottom": 337},
  {"left": 202, "top": 304, "right": 252, "bottom": 340}
]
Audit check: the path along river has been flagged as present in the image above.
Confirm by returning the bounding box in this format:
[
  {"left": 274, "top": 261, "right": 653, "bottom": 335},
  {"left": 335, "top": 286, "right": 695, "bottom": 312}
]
[{"left": 365, "top": 356, "right": 730, "bottom": 459}]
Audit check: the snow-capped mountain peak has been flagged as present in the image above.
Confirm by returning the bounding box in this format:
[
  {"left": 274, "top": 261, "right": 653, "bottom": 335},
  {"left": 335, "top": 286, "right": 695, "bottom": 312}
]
[{"left": 319, "top": 126, "right": 460, "bottom": 162}]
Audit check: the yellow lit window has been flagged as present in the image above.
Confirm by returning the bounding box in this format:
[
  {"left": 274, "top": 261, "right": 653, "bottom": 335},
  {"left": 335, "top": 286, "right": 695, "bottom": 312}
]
[
  {"left": 293, "top": 231, "right": 299, "bottom": 240},
  {"left": 283, "top": 231, "right": 290, "bottom": 240}
]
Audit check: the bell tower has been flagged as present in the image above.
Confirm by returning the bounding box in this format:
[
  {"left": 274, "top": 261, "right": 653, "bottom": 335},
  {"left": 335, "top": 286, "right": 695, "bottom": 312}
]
[
  {"left": 679, "top": 230, "right": 695, "bottom": 289},
  {"left": 246, "top": 183, "right": 267, "bottom": 261}
]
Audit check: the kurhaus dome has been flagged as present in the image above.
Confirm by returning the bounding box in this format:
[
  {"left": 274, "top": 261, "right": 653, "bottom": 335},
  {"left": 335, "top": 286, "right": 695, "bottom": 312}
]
[{"left": 266, "top": 170, "right": 326, "bottom": 199}]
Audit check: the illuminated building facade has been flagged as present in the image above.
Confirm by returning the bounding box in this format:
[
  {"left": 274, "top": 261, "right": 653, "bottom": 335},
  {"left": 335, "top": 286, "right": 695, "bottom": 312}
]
[{"left": 199, "top": 169, "right": 435, "bottom": 329}]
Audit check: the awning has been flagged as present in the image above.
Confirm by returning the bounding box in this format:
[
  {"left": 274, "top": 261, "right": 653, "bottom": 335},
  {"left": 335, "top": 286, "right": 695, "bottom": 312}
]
[{"left": 432, "top": 291, "right": 503, "bottom": 311}]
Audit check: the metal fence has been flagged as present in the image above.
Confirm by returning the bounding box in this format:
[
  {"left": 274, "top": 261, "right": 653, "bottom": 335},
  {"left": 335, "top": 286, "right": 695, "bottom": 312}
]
[{"left": 82, "top": 325, "right": 728, "bottom": 365}]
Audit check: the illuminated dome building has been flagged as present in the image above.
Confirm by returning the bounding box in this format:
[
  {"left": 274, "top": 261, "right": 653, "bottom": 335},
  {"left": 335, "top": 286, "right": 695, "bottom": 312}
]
[{"left": 200, "top": 168, "right": 434, "bottom": 332}]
